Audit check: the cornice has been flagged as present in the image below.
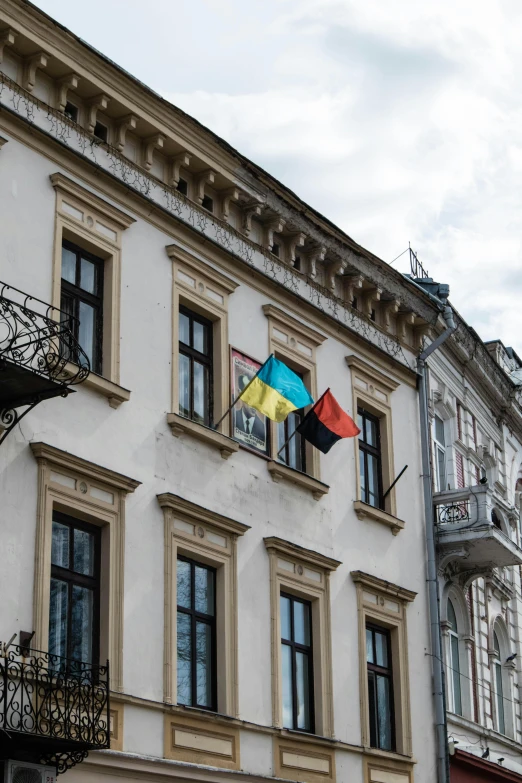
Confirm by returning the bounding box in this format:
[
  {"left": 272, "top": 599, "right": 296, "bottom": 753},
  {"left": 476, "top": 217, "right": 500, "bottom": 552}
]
[
  {"left": 0, "top": 108, "right": 418, "bottom": 386},
  {"left": 50, "top": 172, "right": 136, "bottom": 229},
  {"left": 30, "top": 441, "right": 141, "bottom": 493},
  {"left": 262, "top": 304, "right": 327, "bottom": 347},
  {"left": 351, "top": 570, "right": 417, "bottom": 602},
  {"left": 264, "top": 536, "right": 341, "bottom": 572},
  {"left": 166, "top": 244, "right": 239, "bottom": 295},
  {"left": 156, "top": 492, "right": 250, "bottom": 537},
  {"left": 346, "top": 354, "right": 401, "bottom": 392}
]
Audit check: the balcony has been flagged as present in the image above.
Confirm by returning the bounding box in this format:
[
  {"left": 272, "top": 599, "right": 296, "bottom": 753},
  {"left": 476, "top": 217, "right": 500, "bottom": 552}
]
[
  {"left": 0, "top": 281, "right": 90, "bottom": 444},
  {"left": 434, "top": 485, "right": 522, "bottom": 578},
  {"left": 0, "top": 643, "right": 109, "bottom": 772}
]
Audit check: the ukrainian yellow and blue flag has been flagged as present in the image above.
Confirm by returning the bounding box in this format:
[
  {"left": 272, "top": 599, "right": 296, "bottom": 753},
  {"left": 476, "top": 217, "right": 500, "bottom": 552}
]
[{"left": 240, "top": 355, "right": 313, "bottom": 422}]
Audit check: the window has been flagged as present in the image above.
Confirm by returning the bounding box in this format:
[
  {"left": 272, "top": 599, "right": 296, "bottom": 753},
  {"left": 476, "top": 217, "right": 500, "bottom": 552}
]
[
  {"left": 52, "top": 173, "right": 135, "bottom": 405},
  {"left": 433, "top": 414, "right": 446, "bottom": 492},
  {"left": 277, "top": 408, "right": 306, "bottom": 472},
  {"left": 61, "top": 240, "right": 104, "bottom": 374},
  {"left": 178, "top": 306, "right": 213, "bottom": 426},
  {"left": 176, "top": 556, "right": 216, "bottom": 711},
  {"left": 32, "top": 442, "right": 139, "bottom": 692},
  {"left": 160, "top": 492, "right": 249, "bottom": 720},
  {"left": 358, "top": 407, "right": 383, "bottom": 509},
  {"left": 366, "top": 624, "right": 394, "bottom": 751},
  {"left": 272, "top": 243, "right": 280, "bottom": 257},
  {"left": 352, "top": 571, "right": 416, "bottom": 757},
  {"left": 280, "top": 593, "right": 314, "bottom": 732},
  {"left": 177, "top": 177, "right": 188, "bottom": 196},
  {"left": 49, "top": 512, "right": 100, "bottom": 666},
  {"left": 64, "top": 101, "right": 78, "bottom": 122},
  {"left": 447, "top": 599, "right": 462, "bottom": 715},
  {"left": 493, "top": 631, "right": 505, "bottom": 734},
  {"left": 202, "top": 195, "right": 214, "bottom": 212},
  {"left": 94, "top": 121, "right": 108, "bottom": 142},
  {"left": 265, "top": 537, "right": 340, "bottom": 737}
]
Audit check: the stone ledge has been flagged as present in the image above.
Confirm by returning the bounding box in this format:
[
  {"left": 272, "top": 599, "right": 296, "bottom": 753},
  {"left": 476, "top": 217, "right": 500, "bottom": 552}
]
[
  {"left": 83, "top": 372, "right": 131, "bottom": 408},
  {"left": 167, "top": 413, "right": 239, "bottom": 459},
  {"left": 267, "top": 461, "right": 329, "bottom": 500},
  {"left": 353, "top": 500, "right": 405, "bottom": 535}
]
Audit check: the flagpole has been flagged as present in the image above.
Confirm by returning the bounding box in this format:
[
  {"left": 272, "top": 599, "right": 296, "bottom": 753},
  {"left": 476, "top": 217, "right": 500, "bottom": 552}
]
[
  {"left": 212, "top": 354, "right": 273, "bottom": 431},
  {"left": 276, "top": 388, "right": 330, "bottom": 458}
]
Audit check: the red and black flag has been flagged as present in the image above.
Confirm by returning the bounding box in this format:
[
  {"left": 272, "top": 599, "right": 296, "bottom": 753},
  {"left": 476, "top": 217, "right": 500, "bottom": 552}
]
[{"left": 296, "top": 389, "right": 360, "bottom": 454}]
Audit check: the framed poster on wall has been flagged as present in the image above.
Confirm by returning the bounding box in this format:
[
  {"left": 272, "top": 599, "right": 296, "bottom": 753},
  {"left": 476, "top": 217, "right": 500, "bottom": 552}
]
[{"left": 230, "top": 348, "right": 269, "bottom": 456}]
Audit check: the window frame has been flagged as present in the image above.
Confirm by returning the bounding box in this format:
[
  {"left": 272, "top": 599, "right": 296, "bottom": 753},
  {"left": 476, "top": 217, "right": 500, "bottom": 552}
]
[
  {"left": 61, "top": 239, "right": 105, "bottom": 375},
  {"left": 432, "top": 414, "right": 447, "bottom": 493},
  {"left": 264, "top": 536, "right": 340, "bottom": 738},
  {"left": 280, "top": 591, "right": 315, "bottom": 733},
  {"left": 176, "top": 554, "right": 217, "bottom": 711},
  {"left": 447, "top": 599, "right": 463, "bottom": 716},
  {"left": 366, "top": 623, "right": 395, "bottom": 751},
  {"left": 277, "top": 407, "right": 306, "bottom": 474},
  {"left": 352, "top": 570, "right": 416, "bottom": 757},
  {"left": 50, "top": 510, "right": 101, "bottom": 666},
  {"left": 158, "top": 492, "right": 249, "bottom": 716},
  {"left": 358, "top": 406, "right": 384, "bottom": 509},
  {"left": 492, "top": 630, "right": 506, "bottom": 735},
  {"left": 178, "top": 304, "right": 214, "bottom": 426},
  {"left": 51, "top": 173, "right": 135, "bottom": 406},
  {"left": 31, "top": 442, "right": 140, "bottom": 693}
]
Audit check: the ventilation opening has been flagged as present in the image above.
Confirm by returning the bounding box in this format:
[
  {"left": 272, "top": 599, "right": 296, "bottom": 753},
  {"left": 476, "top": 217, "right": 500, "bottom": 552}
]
[
  {"left": 12, "top": 767, "right": 43, "bottom": 783},
  {"left": 177, "top": 178, "right": 188, "bottom": 196},
  {"left": 94, "top": 122, "right": 108, "bottom": 142}
]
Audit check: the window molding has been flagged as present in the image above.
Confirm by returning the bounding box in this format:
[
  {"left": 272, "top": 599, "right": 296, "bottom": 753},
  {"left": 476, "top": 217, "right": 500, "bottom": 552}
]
[
  {"left": 264, "top": 536, "right": 341, "bottom": 738},
  {"left": 440, "top": 585, "right": 473, "bottom": 721},
  {"left": 263, "top": 304, "right": 326, "bottom": 488},
  {"left": 50, "top": 173, "right": 135, "bottom": 406},
  {"left": 351, "top": 571, "right": 416, "bottom": 758},
  {"left": 30, "top": 441, "right": 141, "bottom": 693},
  {"left": 346, "top": 354, "right": 401, "bottom": 523},
  {"left": 166, "top": 245, "right": 239, "bottom": 453},
  {"left": 157, "top": 492, "right": 250, "bottom": 718}
]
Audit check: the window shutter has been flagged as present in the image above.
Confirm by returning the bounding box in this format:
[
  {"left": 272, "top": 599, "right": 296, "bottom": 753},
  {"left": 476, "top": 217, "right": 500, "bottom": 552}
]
[{"left": 456, "top": 452, "right": 465, "bottom": 488}]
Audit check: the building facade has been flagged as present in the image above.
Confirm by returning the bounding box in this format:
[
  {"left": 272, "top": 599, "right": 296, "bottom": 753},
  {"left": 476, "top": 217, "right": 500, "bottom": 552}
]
[
  {"left": 427, "top": 323, "right": 522, "bottom": 779},
  {"left": 0, "top": 3, "right": 446, "bottom": 783}
]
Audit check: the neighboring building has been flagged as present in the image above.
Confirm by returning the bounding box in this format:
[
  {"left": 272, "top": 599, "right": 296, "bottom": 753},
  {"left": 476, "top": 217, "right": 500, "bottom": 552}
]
[
  {"left": 0, "top": 4, "right": 445, "bottom": 783},
  {"left": 425, "top": 313, "right": 522, "bottom": 779}
]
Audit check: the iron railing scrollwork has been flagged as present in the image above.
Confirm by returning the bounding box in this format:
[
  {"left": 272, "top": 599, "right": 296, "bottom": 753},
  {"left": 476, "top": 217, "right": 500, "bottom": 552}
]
[
  {"left": 0, "top": 281, "right": 90, "bottom": 443},
  {"left": 0, "top": 643, "right": 109, "bottom": 772},
  {"left": 436, "top": 500, "right": 471, "bottom": 524}
]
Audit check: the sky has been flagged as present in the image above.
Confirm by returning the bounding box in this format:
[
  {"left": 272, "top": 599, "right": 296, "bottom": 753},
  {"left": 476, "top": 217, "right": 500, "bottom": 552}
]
[{"left": 33, "top": 0, "right": 522, "bottom": 354}]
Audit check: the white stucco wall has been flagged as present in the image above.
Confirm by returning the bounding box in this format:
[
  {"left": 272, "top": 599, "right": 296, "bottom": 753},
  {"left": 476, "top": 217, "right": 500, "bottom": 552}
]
[{"left": 0, "top": 127, "right": 436, "bottom": 781}]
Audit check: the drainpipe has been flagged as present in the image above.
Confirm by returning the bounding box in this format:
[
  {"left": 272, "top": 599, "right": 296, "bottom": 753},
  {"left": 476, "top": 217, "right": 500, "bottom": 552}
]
[{"left": 418, "top": 304, "right": 456, "bottom": 783}]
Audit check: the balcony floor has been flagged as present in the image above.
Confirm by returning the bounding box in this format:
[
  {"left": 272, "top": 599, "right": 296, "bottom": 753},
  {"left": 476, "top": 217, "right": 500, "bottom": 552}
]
[
  {"left": 0, "top": 359, "right": 68, "bottom": 409},
  {"left": 437, "top": 524, "right": 522, "bottom": 568}
]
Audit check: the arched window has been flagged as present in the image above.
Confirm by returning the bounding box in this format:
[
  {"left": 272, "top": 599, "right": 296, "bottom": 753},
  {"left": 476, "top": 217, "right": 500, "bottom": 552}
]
[
  {"left": 493, "top": 631, "right": 505, "bottom": 734},
  {"left": 447, "top": 599, "right": 462, "bottom": 715}
]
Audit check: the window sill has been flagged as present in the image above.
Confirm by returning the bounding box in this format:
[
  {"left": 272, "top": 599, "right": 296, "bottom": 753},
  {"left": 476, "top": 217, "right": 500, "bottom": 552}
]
[
  {"left": 362, "top": 746, "right": 414, "bottom": 762},
  {"left": 353, "top": 500, "right": 405, "bottom": 536},
  {"left": 267, "top": 461, "right": 329, "bottom": 500},
  {"left": 167, "top": 413, "right": 239, "bottom": 460},
  {"left": 64, "top": 363, "right": 131, "bottom": 408}
]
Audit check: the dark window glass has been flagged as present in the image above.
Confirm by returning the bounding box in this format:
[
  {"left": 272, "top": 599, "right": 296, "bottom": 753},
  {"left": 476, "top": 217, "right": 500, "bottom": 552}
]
[
  {"left": 94, "top": 121, "right": 108, "bottom": 142},
  {"left": 178, "top": 306, "right": 213, "bottom": 426},
  {"left": 272, "top": 243, "right": 280, "bottom": 257},
  {"left": 60, "top": 241, "right": 104, "bottom": 373},
  {"left": 177, "top": 178, "right": 188, "bottom": 196},
  {"left": 366, "top": 624, "right": 394, "bottom": 751},
  {"left": 294, "top": 256, "right": 301, "bottom": 272},
  {"left": 278, "top": 409, "right": 306, "bottom": 472},
  {"left": 202, "top": 195, "right": 214, "bottom": 212},
  {"left": 358, "top": 407, "right": 383, "bottom": 509},
  {"left": 64, "top": 102, "right": 78, "bottom": 122},
  {"left": 493, "top": 631, "right": 505, "bottom": 734},
  {"left": 280, "top": 593, "right": 314, "bottom": 732},
  {"left": 49, "top": 513, "right": 100, "bottom": 666},
  {"left": 176, "top": 556, "right": 216, "bottom": 710}
]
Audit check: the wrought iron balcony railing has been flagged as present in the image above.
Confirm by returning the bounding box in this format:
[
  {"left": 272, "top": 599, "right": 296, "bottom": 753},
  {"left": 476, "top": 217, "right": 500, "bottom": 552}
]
[
  {"left": 434, "top": 485, "right": 522, "bottom": 574},
  {"left": 0, "top": 643, "right": 109, "bottom": 773},
  {"left": 0, "top": 281, "right": 90, "bottom": 444}
]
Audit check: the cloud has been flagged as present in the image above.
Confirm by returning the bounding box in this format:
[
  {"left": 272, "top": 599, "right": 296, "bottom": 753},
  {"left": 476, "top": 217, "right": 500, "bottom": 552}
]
[{"left": 34, "top": 0, "right": 522, "bottom": 352}]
